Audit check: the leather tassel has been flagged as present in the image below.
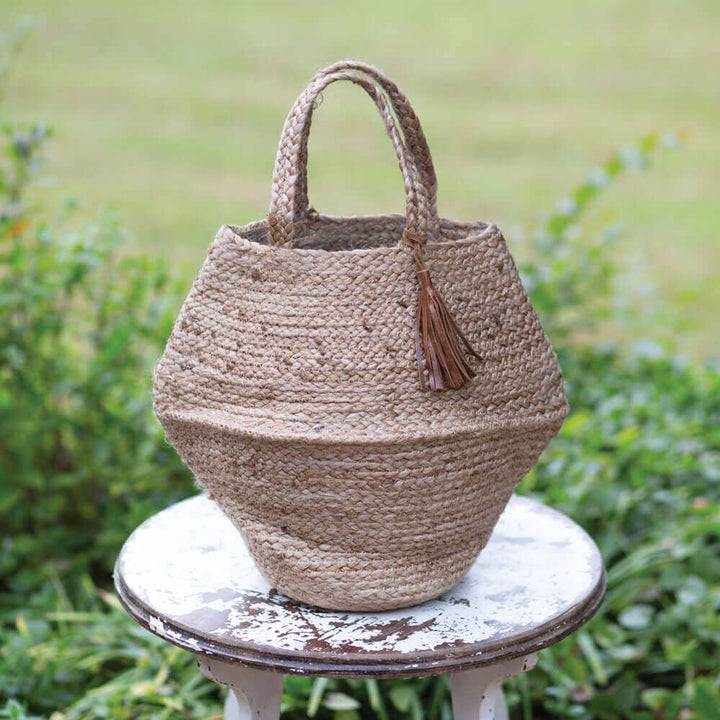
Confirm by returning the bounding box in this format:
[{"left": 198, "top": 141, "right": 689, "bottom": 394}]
[{"left": 405, "top": 236, "right": 480, "bottom": 391}]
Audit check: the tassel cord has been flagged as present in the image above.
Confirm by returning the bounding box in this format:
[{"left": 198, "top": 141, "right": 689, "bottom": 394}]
[{"left": 405, "top": 236, "right": 480, "bottom": 391}]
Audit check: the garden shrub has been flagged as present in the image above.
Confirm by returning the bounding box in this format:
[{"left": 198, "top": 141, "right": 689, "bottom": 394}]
[
  {"left": 0, "top": 22, "right": 194, "bottom": 603},
  {"left": 0, "top": 131, "right": 194, "bottom": 601},
  {"left": 1, "top": 20, "right": 718, "bottom": 720}
]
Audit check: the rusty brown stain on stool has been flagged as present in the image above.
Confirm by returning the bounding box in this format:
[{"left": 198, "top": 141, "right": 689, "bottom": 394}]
[
  {"left": 290, "top": 614, "right": 441, "bottom": 655},
  {"left": 434, "top": 638, "right": 472, "bottom": 651},
  {"left": 219, "top": 589, "right": 446, "bottom": 654},
  {"left": 448, "top": 597, "right": 470, "bottom": 607},
  {"left": 359, "top": 617, "right": 437, "bottom": 645},
  {"left": 228, "top": 591, "right": 363, "bottom": 653}
]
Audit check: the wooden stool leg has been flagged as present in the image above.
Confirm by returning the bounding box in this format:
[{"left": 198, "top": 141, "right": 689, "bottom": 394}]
[
  {"left": 197, "top": 656, "right": 284, "bottom": 720},
  {"left": 450, "top": 653, "right": 537, "bottom": 720},
  {"left": 491, "top": 687, "right": 509, "bottom": 720}
]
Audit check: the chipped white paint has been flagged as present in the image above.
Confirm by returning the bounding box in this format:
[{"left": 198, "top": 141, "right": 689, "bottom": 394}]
[
  {"left": 115, "top": 494, "right": 603, "bottom": 662},
  {"left": 148, "top": 616, "right": 165, "bottom": 635}
]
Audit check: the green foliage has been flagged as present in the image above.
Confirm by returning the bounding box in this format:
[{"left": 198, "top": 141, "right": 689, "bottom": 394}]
[
  {"left": 521, "top": 348, "right": 720, "bottom": 719},
  {"left": 1, "top": 587, "right": 219, "bottom": 719},
  {"left": 0, "top": 202, "right": 197, "bottom": 591},
  {"left": 0, "top": 700, "right": 43, "bottom": 720},
  {"left": 0, "top": 202, "right": 194, "bottom": 598},
  {"left": 1, "top": 19, "right": 718, "bottom": 720},
  {"left": 0, "top": 23, "right": 194, "bottom": 602},
  {"left": 518, "top": 132, "right": 680, "bottom": 342}
]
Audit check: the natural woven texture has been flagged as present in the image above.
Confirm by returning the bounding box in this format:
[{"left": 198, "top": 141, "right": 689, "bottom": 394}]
[
  {"left": 153, "top": 62, "right": 568, "bottom": 611},
  {"left": 269, "top": 62, "right": 438, "bottom": 245}
]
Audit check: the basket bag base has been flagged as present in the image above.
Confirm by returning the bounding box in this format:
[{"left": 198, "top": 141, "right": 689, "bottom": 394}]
[{"left": 162, "top": 413, "right": 560, "bottom": 612}]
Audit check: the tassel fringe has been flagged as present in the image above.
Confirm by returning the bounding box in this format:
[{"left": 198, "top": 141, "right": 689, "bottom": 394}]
[{"left": 405, "top": 236, "right": 480, "bottom": 391}]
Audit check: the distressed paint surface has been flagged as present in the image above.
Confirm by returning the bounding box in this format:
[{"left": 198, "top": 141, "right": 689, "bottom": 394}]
[{"left": 115, "top": 495, "right": 603, "bottom": 666}]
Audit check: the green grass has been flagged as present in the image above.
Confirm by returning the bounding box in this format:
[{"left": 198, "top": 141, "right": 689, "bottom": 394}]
[{"left": 2, "top": 0, "right": 718, "bottom": 358}]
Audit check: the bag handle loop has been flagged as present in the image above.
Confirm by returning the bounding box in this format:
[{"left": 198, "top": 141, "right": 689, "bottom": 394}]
[
  {"left": 268, "top": 63, "right": 479, "bottom": 392},
  {"left": 297, "top": 61, "right": 440, "bottom": 238},
  {"left": 268, "top": 66, "right": 435, "bottom": 248}
]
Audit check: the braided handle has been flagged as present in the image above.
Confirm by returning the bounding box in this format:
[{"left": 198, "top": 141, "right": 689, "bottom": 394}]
[
  {"left": 311, "top": 61, "right": 439, "bottom": 233},
  {"left": 268, "top": 66, "right": 436, "bottom": 247}
]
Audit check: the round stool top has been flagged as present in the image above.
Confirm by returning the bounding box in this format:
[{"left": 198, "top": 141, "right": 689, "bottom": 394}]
[{"left": 114, "top": 494, "right": 605, "bottom": 678}]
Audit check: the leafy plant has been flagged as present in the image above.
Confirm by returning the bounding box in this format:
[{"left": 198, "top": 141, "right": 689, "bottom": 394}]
[
  {"left": 0, "top": 22, "right": 194, "bottom": 602},
  {"left": 518, "top": 131, "right": 680, "bottom": 342}
]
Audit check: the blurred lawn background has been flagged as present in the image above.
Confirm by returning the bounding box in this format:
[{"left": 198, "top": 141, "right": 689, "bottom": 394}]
[{"left": 1, "top": 0, "right": 718, "bottom": 359}]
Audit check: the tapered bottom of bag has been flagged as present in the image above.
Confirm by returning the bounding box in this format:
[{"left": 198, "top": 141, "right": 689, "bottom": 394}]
[
  {"left": 235, "top": 517, "right": 497, "bottom": 613},
  {"left": 204, "top": 484, "right": 517, "bottom": 612},
  {"left": 158, "top": 411, "right": 565, "bottom": 612}
]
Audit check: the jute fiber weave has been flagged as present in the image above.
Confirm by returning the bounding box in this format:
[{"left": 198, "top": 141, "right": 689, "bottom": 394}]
[{"left": 153, "top": 61, "right": 568, "bottom": 611}]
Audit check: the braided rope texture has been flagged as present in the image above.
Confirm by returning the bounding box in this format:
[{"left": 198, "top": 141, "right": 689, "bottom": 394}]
[
  {"left": 153, "top": 215, "right": 568, "bottom": 611},
  {"left": 269, "top": 68, "right": 435, "bottom": 246}
]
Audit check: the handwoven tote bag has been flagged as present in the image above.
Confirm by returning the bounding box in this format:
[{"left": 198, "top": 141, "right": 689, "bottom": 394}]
[{"left": 153, "top": 61, "right": 569, "bottom": 612}]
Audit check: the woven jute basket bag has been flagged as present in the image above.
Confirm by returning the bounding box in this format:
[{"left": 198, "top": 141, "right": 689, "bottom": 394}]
[{"left": 153, "top": 61, "right": 568, "bottom": 612}]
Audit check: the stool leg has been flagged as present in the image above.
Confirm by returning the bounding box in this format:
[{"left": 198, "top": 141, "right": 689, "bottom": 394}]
[
  {"left": 450, "top": 653, "right": 537, "bottom": 720},
  {"left": 197, "top": 656, "right": 284, "bottom": 720},
  {"left": 492, "top": 687, "right": 509, "bottom": 720}
]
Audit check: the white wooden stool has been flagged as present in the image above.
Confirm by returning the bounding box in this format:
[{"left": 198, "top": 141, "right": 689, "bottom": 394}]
[{"left": 114, "top": 494, "right": 605, "bottom": 720}]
